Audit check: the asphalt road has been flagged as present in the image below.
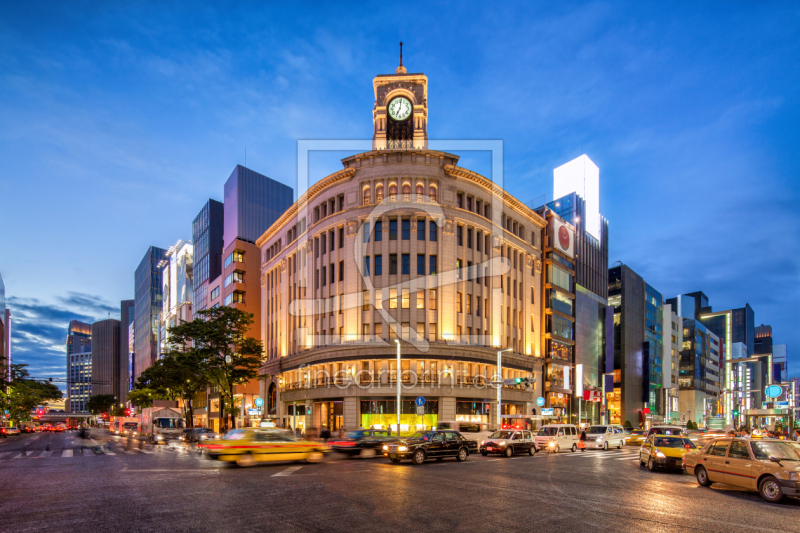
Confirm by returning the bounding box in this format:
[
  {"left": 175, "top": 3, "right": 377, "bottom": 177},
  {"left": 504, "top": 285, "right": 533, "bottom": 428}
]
[{"left": 1, "top": 430, "right": 799, "bottom": 533}]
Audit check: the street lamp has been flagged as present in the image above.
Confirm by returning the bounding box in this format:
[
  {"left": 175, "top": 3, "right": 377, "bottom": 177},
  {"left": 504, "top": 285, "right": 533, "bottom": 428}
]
[
  {"left": 497, "top": 348, "right": 512, "bottom": 430},
  {"left": 395, "top": 339, "right": 401, "bottom": 437}
]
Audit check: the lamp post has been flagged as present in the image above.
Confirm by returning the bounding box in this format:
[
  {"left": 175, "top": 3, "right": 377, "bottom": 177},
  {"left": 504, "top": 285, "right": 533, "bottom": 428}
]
[
  {"left": 395, "top": 339, "right": 401, "bottom": 437},
  {"left": 601, "top": 372, "right": 614, "bottom": 425},
  {"left": 497, "top": 348, "right": 512, "bottom": 430}
]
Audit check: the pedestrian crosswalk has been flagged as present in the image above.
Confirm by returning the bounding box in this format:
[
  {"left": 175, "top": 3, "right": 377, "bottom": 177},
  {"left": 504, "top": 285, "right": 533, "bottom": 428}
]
[
  {"left": 0, "top": 443, "right": 196, "bottom": 460},
  {"left": 539, "top": 448, "right": 643, "bottom": 462}
]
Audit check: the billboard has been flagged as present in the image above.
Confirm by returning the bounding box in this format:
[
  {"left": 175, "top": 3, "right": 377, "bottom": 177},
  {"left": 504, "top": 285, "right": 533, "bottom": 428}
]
[{"left": 548, "top": 216, "right": 574, "bottom": 258}]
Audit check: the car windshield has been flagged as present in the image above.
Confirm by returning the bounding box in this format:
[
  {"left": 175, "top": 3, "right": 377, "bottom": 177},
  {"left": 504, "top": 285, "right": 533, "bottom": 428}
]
[
  {"left": 632, "top": 430, "right": 646, "bottom": 435},
  {"left": 345, "top": 431, "right": 367, "bottom": 439},
  {"left": 155, "top": 418, "right": 185, "bottom": 429},
  {"left": 587, "top": 426, "right": 607, "bottom": 434},
  {"left": 654, "top": 437, "right": 694, "bottom": 448},
  {"left": 410, "top": 431, "right": 436, "bottom": 441},
  {"left": 751, "top": 441, "right": 800, "bottom": 461},
  {"left": 489, "top": 431, "right": 514, "bottom": 439},
  {"left": 123, "top": 423, "right": 137, "bottom": 428},
  {"left": 537, "top": 427, "right": 559, "bottom": 436},
  {"left": 653, "top": 428, "right": 680, "bottom": 435}
]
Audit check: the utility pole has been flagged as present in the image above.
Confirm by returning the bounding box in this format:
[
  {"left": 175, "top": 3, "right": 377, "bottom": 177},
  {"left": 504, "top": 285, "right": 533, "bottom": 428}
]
[
  {"left": 497, "top": 348, "right": 512, "bottom": 430},
  {"left": 395, "top": 339, "right": 401, "bottom": 437}
]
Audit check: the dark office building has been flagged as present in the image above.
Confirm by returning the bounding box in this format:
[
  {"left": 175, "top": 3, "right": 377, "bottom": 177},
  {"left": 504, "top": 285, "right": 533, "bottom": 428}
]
[
  {"left": 223, "top": 165, "right": 293, "bottom": 249},
  {"left": 134, "top": 246, "right": 167, "bottom": 380},
  {"left": 754, "top": 324, "right": 773, "bottom": 355},
  {"left": 192, "top": 199, "right": 224, "bottom": 313},
  {"left": 91, "top": 319, "right": 120, "bottom": 399},
  {"left": 120, "top": 299, "right": 134, "bottom": 403}
]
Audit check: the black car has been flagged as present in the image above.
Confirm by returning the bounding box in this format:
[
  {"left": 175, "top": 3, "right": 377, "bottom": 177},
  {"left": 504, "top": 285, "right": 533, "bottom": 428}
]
[
  {"left": 383, "top": 430, "right": 477, "bottom": 465},
  {"left": 329, "top": 429, "right": 393, "bottom": 457}
]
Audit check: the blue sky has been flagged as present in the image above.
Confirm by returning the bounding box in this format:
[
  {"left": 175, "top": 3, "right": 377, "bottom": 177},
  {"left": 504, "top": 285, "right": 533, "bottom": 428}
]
[{"left": 1, "top": 2, "right": 798, "bottom": 385}]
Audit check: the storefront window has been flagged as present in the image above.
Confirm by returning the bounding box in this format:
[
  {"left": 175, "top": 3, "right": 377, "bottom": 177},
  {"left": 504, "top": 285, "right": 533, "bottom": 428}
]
[
  {"left": 548, "top": 339, "right": 572, "bottom": 361},
  {"left": 360, "top": 400, "right": 438, "bottom": 433},
  {"left": 455, "top": 401, "right": 490, "bottom": 424}
]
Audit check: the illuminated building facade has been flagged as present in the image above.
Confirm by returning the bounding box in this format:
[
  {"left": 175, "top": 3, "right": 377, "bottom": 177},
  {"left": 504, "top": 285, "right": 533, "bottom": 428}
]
[
  {"left": 66, "top": 320, "right": 92, "bottom": 412},
  {"left": 256, "top": 63, "right": 546, "bottom": 433},
  {"left": 134, "top": 246, "right": 167, "bottom": 380},
  {"left": 158, "top": 240, "right": 193, "bottom": 356},
  {"left": 0, "top": 273, "right": 10, "bottom": 388},
  {"left": 120, "top": 299, "right": 134, "bottom": 404}
]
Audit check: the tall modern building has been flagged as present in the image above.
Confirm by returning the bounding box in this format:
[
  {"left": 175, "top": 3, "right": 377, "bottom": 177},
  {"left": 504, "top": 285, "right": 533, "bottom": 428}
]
[
  {"left": 661, "top": 303, "right": 683, "bottom": 423},
  {"left": 0, "top": 273, "right": 10, "bottom": 383},
  {"left": 534, "top": 154, "right": 611, "bottom": 426},
  {"left": 192, "top": 199, "right": 224, "bottom": 314},
  {"left": 65, "top": 320, "right": 92, "bottom": 412},
  {"left": 773, "top": 344, "right": 788, "bottom": 382},
  {"left": 158, "top": 240, "right": 193, "bottom": 355},
  {"left": 91, "top": 319, "right": 121, "bottom": 399},
  {"left": 754, "top": 324, "right": 773, "bottom": 355},
  {"left": 134, "top": 246, "right": 167, "bottom": 381},
  {"left": 607, "top": 265, "right": 665, "bottom": 427},
  {"left": 223, "top": 165, "right": 293, "bottom": 250},
  {"left": 120, "top": 299, "right": 135, "bottom": 404}
]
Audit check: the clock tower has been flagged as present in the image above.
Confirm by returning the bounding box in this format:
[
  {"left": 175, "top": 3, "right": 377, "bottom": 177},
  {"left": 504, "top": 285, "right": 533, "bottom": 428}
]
[{"left": 372, "top": 43, "right": 428, "bottom": 150}]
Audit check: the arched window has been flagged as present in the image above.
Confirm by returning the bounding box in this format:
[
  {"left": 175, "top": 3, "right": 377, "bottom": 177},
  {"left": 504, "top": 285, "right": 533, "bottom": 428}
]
[
  {"left": 363, "top": 186, "right": 371, "bottom": 205},
  {"left": 416, "top": 184, "right": 424, "bottom": 196},
  {"left": 402, "top": 183, "right": 411, "bottom": 194},
  {"left": 429, "top": 185, "right": 438, "bottom": 202},
  {"left": 376, "top": 184, "right": 384, "bottom": 202},
  {"left": 389, "top": 183, "right": 398, "bottom": 196},
  {"left": 268, "top": 383, "right": 277, "bottom": 414}
]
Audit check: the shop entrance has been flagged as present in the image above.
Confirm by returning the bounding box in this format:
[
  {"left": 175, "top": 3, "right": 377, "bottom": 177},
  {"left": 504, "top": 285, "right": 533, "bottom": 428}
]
[{"left": 315, "top": 401, "right": 343, "bottom": 432}]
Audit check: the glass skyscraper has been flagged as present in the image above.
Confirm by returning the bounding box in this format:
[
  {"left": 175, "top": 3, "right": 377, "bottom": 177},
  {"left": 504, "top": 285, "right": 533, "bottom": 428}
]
[
  {"left": 134, "top": 246, "right": 167, "bottom": 381},
  {"left": 192, "top": 199, "right": 224, "bottom": 313}
]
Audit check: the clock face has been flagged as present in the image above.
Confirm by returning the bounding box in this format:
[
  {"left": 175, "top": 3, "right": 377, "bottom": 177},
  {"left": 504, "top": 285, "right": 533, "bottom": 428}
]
[{"left": 388, "top": 97, "right": 412, "bottom": 121}]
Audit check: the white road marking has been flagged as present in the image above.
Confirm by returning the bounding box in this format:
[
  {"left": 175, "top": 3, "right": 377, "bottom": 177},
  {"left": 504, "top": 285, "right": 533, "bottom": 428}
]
[
  {"left": 10, "top": 452, "right": 24, "bottom": 459},
  {"left": 138, "top": 449, "right": 154, "bottom": 454},
  {"left": 39, "top": 450, "right": 53, "bottom": 458},
  {"left": 61, "top": 449, "right": 73, "bottom": 457},
  {"left": 100, "top": 448, "right": 116, "bottom": 456},
  {"left": 272, "top": 465, "right": 304, "bottom": 477},
  {"left": 82, "top": 448, "right": 94, "bottom": 456}
]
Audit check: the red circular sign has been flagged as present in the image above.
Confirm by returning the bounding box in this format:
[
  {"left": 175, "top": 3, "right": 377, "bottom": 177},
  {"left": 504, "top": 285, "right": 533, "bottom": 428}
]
[{"left": 558, "top": 225, "right": 570, "bottom": 250}]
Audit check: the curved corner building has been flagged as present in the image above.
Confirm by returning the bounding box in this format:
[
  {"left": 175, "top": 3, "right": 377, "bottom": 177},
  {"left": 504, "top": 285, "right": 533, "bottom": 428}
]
[{"left": 256, "top": 62, "right": 552, "bottom": 433}]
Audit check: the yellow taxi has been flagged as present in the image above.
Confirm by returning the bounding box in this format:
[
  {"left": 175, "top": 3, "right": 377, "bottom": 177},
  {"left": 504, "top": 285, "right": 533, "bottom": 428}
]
[
  {"left": 626, "top": 429, "right": 647, "bottom": 445},
  {"left": 639, "top": 434, "right": 701, "bottom": 471},
  {"left": 202, "top": 428, "right": 329, "bottom": 466}
]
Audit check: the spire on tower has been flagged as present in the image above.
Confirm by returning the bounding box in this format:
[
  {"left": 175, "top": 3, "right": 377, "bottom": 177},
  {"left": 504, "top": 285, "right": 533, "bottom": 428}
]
[{"left": 396, "top": 41, "right": 407, "bottom": 74}]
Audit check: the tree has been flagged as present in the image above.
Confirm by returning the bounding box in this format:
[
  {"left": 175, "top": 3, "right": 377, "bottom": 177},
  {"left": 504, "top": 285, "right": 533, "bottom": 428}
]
[
  {"left": 127, "top": 389, "right": 154, "bottom": 409},
  {"left": 1, "top": 364, "right": 62, "bottom": 425},
  {"left": 85, "top": 394, "right": 117, "bottom": 416},
  {"left": 169, "top": 306, "right": 263, "bottom": 431},
  {"left": 623, "top": 420, "right": 632, "bottom": 428}
]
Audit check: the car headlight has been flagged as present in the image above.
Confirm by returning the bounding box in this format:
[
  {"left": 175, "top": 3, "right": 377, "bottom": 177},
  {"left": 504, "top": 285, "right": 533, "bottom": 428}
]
[
  {"left": 788, "top": 472, "right": 799, "bottom": 482},
  {"left": 549, "top": 441, "right": 556, "bottom": 447},
  {"left": 398, "top": 446, "right": 408, "bottom": 452},
  {"left": 656, "top": 450, "right": 666, "bottom": 458},
  {"left": 480, "top": 440, "right": 484, "bottom": 446},
  {"left": 499, "top": 441, "right": 506, "bottom": 447},
  {"left": 156, "top": 435, "right": 163, "bottom": 440},
  {"left": 383, "top": 445, "right": 389, "bottom": 451},
  {"left": 596, "top": 437, "right": 603, "bottom": 442}
]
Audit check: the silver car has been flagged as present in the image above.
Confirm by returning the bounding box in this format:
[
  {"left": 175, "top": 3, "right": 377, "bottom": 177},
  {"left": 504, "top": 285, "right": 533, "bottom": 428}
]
[
  {"left": 583, "top": 425, "right": 627, "bottom": 450},
  {"left": 480, "top": 430, "right": 536, "bottom": 457}
]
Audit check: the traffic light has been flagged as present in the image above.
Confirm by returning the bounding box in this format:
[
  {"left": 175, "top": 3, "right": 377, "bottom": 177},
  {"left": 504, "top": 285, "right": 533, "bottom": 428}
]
[
  {"left": 102, "top": 413, "right": 108, "bottom": 419},
  {"left": 124, "top": 409, "right": 131, "bottom": 416},
  {"left": 733, "top": 409, "right": 739, "bottom": 417}
]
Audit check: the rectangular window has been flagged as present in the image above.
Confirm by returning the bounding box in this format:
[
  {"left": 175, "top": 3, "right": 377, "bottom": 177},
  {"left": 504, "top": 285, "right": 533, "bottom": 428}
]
[
  {"left": 330, "top": 264, "right": 335, "bottom": 284},
  {"left": 321, "top": 234, "right": 327, "bottom": 254},
  {"left": 416, "top": 290, "right": 424, "bottom": 309},
  {"left": 466, "top": 294, "right": 472, "bottom": 314},
  {"left": 362, "top": 323, "right": 370, "bottom": 338},
  {"left": 549, "top": 315, "right": 574, "bottom": 340},
  {"left": 429, "top": 289, "right": 437, "bottom": 310},
  {"left": 390, "top": 254, "right": 398, "bottom": 275},
  {"left": 224, "top": 292, "right": 244, "bottom": 306},
  {"left": 457, "top": 292, "right": 463, "bottom": 313},
  {"left": 547, "top": 265, "right": 572, "bottom": 292},
  {"left": 363, "top": 221, "right": 370, "bottom": 243},
  {"left": 402, "top": 322, "right": 410, "bottom": 340},
  {"left": 402, "top": 254, "right": 410, "bottom": 275},
  {"left": 550, "top": 291, "right": 573, "bottom": 316},
  {"left": 375, "top": 255, "right": 383, "bottom": 276},
  {"left": 389, "top": 219, "right": 398, "bottom": 240},
  {"left": 224, "top": 250, "right": 244, "bottom": 268},
  {"left": 375, "top": 323, "right": 383, "bottom": 340},
  {"left": 457, "top": 225, "right": 463, "bottom": 246},
  {"left": 476, "top": 297, "right": 481, "bottom": 317},
  {"left": 417, "top": 254, "right": 425, "bottom": 275},
  {"left": 390, "top": 289, "right": 398, "bottom": 309},
  {"left": 338, "top": 227, "right": 344, "bottom": 248},
  {"left": 467, "top": 228, "right": 473, "bottom": 249},
  {"left": 375, "top": 220, "right": 383, "bottom": 241},
  {"left": 402, "top": 219, "right": 410, "bottom": 240},
  {"left": 417, "top": 220, "right": 425, "bottom": 240},
  {"left": 376, "top": 290, "right": 383, "bottom": 310},
  {"left": 531, "top": 287, "right": 535, "bottom": 305},
  {"left": 476, "top": 231, "right": 482, "bottom": 252},
  {"left": 321, "top": 266, "right": 327, "bottom": 286},
  {"left": 456, "top": 259, "right": 462, "bottom": 280},
  {"left": 339, "top": 260, "right": 344, "bottom": 281},
  {"left": 224, "top": 271, "right": 244, "bottom": 287},
  {"left": 210, "top": 287, "right": 219, "bottom": 300},
  {"left": 364, "top": 256, "right": 370, "bottom": 277},
  {"left": 417, "top": 323, "right": 425, "bottom": 340},
  {"left": 401, "top": 288, "right": 410, "bottom": 309},
  {"left": 429, "top": 255, "right": 437, "bottom": 275},
  {"left": 363, "top": 290, "right": 370, "bottom": 311},
  {"left": 429, "top": 221, "right": 437, "bottom": 241},
  {"left": 429, "top": 323, "right": 437, "bottom": 342}
]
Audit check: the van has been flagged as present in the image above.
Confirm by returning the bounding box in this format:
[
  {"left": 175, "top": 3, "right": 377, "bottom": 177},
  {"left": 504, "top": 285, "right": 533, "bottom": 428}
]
[
  {"left": 646, "top": 425, "right": 685, "bottom": 439},
  {"left": 437, "top": 421, "right": 493, "bottom": 451},
  {"left": 584, "top": 424, "right": 627, "bottom": 449},
  {"left": 534, "top": 424, "right": 579, "bottom": 453}
]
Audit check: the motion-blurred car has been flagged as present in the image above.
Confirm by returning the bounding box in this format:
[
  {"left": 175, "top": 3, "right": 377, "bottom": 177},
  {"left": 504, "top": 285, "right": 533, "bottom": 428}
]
[
  {"left": 203, "top": 428, "right": 329, "bottom": 466},
  {"left": 684, "top": 438, "right": 800, "bottom": 503},
  {"left": 327, "top": 429, "right": 393, "bottom": 457},
  {"left": 639, "top": 434, "right": 700, "bottom": 471},
  {"left": 1, "top": 427, "right": 21, "bottom": 436},
  {"left": 626, "top": 429, "right": 647, "bottom": 445},
  {"left": 180, "top": 428, "right": 221, "bottom": 444},
  {"left": 383, "top": 430, "right": 476, "bottom": 464},
  {"left": 645, "top": 425, "right": 686, "bottom": 439},
  {"left": 437, "top": 421, "right": 493, "bottom": 448},
  {"left": 584, "top": 424, "right": 627, "bottom": 450},
  {"left": 480, "top": 429, "right": 535, "bottom": 457},
  {"left": 20, "top": 426, "right": 35, "bottom": 434}
]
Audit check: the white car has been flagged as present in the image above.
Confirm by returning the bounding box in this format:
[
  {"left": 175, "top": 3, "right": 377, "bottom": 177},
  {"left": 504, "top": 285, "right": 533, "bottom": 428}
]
[
  {"left": 583, "top": 424, "right": 627, "bottom": 450},
  {"left": 534, "top": 424, "right": 579, "bottom": 453}
]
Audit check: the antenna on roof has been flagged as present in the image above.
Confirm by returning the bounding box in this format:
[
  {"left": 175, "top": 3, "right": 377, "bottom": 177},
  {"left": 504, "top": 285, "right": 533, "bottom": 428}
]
[{"left": 399, "top": 41, "right": 403, "bottom": 67}]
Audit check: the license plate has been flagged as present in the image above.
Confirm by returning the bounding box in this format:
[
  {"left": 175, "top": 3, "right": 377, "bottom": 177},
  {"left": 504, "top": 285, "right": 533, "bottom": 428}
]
[{"left": 390, "top": 454, "right": 397, "bottom": 459}]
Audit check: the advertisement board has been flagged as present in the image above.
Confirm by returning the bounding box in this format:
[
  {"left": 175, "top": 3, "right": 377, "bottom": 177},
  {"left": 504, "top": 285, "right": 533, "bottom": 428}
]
[{"left": 548, "top": 216, "right": 574, "bottom": 258}]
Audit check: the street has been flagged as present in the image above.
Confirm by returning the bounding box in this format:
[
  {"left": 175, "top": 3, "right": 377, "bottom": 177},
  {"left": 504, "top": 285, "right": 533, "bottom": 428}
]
[{"left": 1, "top": 431, "right": 799, "bottom": 532}]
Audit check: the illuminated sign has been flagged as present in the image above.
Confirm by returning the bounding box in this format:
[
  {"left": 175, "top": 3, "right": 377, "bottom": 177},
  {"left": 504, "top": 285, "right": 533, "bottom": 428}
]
[
  {"left": 536, "top": 397, "right": 545, "bottom": 407},
  {"left": 548, "top": 217, "right": 575, "bottom": 258},
  {"left": 765, "top": 385, "right": 783, "bottom": 399},
  {"left": 541, "top": 408, "right": 555, "bottom": 416}
]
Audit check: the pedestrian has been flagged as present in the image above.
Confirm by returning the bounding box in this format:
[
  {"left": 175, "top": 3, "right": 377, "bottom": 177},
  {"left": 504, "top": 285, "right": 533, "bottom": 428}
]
[
  {"left": 579, "top": 429, "right": 587, "bottom": 452},
  {"left": 320, "top": 426, "right": 331, "bottom": 443},
  {"left": 794, "top": 429, "right": 800, "bottom": 442}
]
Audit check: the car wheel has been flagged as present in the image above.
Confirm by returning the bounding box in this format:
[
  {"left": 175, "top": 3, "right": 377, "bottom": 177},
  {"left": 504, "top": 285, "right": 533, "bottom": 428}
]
[
  {"left": 457, "top": 448, "right": 468, "bottom": 462},
  {"left": 359, "top": 448, "right": 376, "bottom": 459},
  {"left": 236, "top": 453, "right": 256, "bottom": 467},
  {"left": 306, "top": 451, "right": 324, "bottom": 463},
  {"left": 603, "top": 442, "right": 609, "bottom": 451},
  {"left": 411, "top": 449, "right": 426, "bottom": 465},
  {"left": 695, "top": 466, "right": 712, "bottom": 487},
  {"left": 617, "top": 441, "right": 622, "bottom": 449},
  {"left": 528, "top": 446, "right": 535, "bottom": 456},
  {"left": 758, "top": 476, "right": 785, "bottom": 503},
  {"left": 504, "top": 447, "right": 513, "bottom": 458},
  {"left": 647, "top": 458, "right": 656, "bottom": 471},
  {"left": 480, "top": 451, "right": 488, "bottom": 456},
  {"left": 553, "top": 445, "right": 560, "bottom": 454},
  {"left": 571, "top": 444, "right": 577, "bottom": 453}
]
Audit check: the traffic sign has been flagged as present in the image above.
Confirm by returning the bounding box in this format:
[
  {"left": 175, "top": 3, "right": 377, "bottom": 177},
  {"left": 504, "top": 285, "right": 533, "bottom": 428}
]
[
  {"left": 254, "top": 398, "right": 264, "bottom": 407},
  {"left": 765, "top": 385, "right": 783, "bottom": 399},
  {"left": 541, "top": 408, "right": 554, "bottom": 416},
  {"left": 415, "top": 397, "right": 425, "bottom": 407},
  {"left": 416, "top": 406, "right": 425, "bottom": 416},
  {"left": 536, "top": 397, "right": 545, "bottom": 407}
]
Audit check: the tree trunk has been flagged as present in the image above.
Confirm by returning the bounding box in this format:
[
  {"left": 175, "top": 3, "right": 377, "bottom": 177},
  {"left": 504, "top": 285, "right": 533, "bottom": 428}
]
[
  {"left": 220, "top": 395, "right": 226, "bottom": 433},
  {"left": 186, "top": 399, "right": 194, "bottom": 428}
]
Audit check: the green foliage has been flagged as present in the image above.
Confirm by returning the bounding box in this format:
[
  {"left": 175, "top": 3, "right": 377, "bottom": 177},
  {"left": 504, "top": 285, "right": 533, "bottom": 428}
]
[
  {"left": 127, "top": 389, "right": 155, "bottom": 408},
  {"left": 623, "top": 420, "right": 632, "bottom": 428},
  {"left": 0, "top": 363, "right": 63, "bottom": 424},
  {"left": 685, "top": 420, "right": 696, "bottom": 430},
  {"left": 111, "top": 405, "right": 127, "bottom": 417},
  {"left": 85, "top": 394, "right": 117, "bottom": 415}
]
